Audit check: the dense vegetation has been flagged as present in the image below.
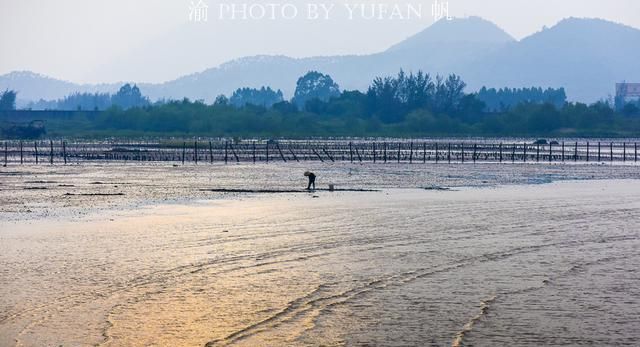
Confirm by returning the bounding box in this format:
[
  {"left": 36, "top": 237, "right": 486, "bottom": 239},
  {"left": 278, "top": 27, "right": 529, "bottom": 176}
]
[
  {"left": 477, "top": 86, "right": 567, "bottom": 112},
  {"left": 228, "top": 87, "right": 283, "bottom": 108},
  {"left": 25, "top": 84, "right": 149, "bottom": 111},
  {"left": 0, "top": 89, "right": 17, "bottom": 110},
  {"left": 4, "top": 71, "right": 640, "bottom": 138}
]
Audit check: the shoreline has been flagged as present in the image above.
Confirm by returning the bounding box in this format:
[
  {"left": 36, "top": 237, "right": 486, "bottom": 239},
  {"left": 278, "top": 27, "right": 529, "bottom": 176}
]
[{"left": 2, "top": 161, "right": 640, "bottom": 222}]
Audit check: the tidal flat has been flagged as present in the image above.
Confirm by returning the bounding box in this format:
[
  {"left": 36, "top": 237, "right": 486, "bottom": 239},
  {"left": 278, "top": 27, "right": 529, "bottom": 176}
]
[{"left": 1, "top": 163, "right": 639, "bottom": 346}]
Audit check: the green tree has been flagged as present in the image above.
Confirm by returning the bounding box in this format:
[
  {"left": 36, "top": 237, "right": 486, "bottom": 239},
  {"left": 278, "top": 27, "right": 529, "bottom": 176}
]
[
  {"left": 0, "top": 89, "right": 17, "bottom": 110},
  {"left": 292, "top": 71, "right": 340, "bottom": 109},
  {"left": 111, "top": 84, "right": 149, "bottom": 109}
]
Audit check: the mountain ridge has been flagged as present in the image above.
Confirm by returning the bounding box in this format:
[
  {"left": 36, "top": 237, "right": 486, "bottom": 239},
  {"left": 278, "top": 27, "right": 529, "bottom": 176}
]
[{"left": 2, "top": 16, "right": 639, "bottom": 106}]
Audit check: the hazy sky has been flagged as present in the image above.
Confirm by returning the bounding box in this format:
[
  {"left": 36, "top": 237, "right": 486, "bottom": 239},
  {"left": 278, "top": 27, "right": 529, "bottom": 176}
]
[{"left": 1, "top": 0, "right": 638, "bottom": 84}]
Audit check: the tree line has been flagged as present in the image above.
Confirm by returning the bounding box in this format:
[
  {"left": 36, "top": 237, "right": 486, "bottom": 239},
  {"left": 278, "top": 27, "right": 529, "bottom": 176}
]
[
  {"left": 3, "top": 70, "right": 640, "bottom": 138},
  {"left": 23, "top": 84, "right": 149, "bottom": 111}
]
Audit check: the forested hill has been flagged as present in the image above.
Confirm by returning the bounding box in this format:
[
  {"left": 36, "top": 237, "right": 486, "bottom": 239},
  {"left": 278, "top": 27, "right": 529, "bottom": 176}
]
[{"left": 2, "top": 17, "right": 639, "bottom": 105}]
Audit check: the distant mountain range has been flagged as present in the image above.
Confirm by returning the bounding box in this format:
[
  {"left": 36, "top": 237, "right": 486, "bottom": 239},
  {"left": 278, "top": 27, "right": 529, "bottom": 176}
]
[{"left": 2, "top": 16, "right": 639, "bottom": 107}]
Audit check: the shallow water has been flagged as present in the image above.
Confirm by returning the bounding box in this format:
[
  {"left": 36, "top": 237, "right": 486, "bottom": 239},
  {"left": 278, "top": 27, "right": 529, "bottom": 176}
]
[{"left": 1, "top": 164, "right": 640, "bottom": 346}]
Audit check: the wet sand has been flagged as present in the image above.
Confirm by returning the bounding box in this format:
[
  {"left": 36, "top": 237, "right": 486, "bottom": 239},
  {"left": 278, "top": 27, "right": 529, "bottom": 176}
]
[{"left": 1, "top": 163, "right": 640, "bottom": 346}]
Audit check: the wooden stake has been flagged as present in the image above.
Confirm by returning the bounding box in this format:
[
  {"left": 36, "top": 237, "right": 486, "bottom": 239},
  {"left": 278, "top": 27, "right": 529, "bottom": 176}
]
[
  {"left": 252, "top": 141, "right": 256, "bottom": 163},
  {"left": 349, "top": 142, "right": 353, "bottom": 163},
  {"left": 586, "top": 142, "right": 590, "bottom": 162},
  {"left": 322, "top": 148, "right": 334, "bottom": 162},
  {"left": 289, "top": 148, "right": 299, "bottom": 162},
  {"left": 409, "top": 142, "right": 413, "bottom": 163},
  {"left": 50, "top": 140, "right": 54, "bottom": 165},
  {"left": 425, "top": 142, "right": 429, "bottom": 163},
  {"left": 434, "top": 143, "right": 437, "bottom": 163},
  {"left": 473, "top": 143, "right": 477, "bottom": 163},
  {"left": 610, "top": 142, "right": 613, "bottom": 162},
  {"left": 383, "top": 142, "right": 387, "bottom": 163},
  {"left": 230, "top": 143, "right": 240, "bottom": 163},
  {"left": 209, "top": 141, "right": 213, "bottom": 163},
  {"left": 312, "top": 148, "right": 324, "bottom": 162},
  {"left": 224, "top": 141, "right": 228, "bottom": 164},
  {"left": 373, "top": 142, "right": 376, "bottom": 163},
  {"left": 276, "top": 143, "right": 287, "bottom": 162}
]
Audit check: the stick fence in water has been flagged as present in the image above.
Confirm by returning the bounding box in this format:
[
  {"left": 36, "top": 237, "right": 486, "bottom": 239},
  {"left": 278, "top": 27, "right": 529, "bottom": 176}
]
[{"left": 1, "top": 140, "right": 639, "bottom": 165}]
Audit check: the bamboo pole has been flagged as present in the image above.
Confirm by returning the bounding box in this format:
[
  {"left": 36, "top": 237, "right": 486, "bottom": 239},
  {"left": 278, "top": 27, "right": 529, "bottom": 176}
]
[
  {"left": 230, "top": 143, "right": 240, "bottom": 163},
  {"left": 355, "top": 147, "right": 362, "bottom": 162},
  {"left": 409, "top": 142, "right": 413, "bottom": 164},
  {"left": 276, "top": 143, "right": 287, "bottom": 162},
  {"left": 610, "top": 142, "right": 613, "bottom": 162},
  {"left": 322, "top": 148, "right": 334, "bottom": 162},
  {"left": 224, "top": 141, "right": 228, "bottom": 164},
  {"left": 289, "top": 148, "right": 299, "bottom": 162},
  {"left": 383, "top": 142, "right": 387, "bottom": 163},
  {"left": 586, "top": 142, "right": 590, "bottom": 162},
  {"left": 473, "top": 143, "right": 477, "bottom": 163},
  {"left": 372, "top": 142, "right": 376, "bottom": 163},
  {"left": 349, "top": 142, "right": 353, "bottom": 163},
  {"left": 434, "top": 143, "right": 437, "bottom": 164},
  {"left": 312, "top": 148, "right": 324, "bottom": 162},
  {"left": 209, "top": 141, "right": 213, "bottom": 163},
  {"left": 182, "top": 142, "right": 186, "bottom": 165}
]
